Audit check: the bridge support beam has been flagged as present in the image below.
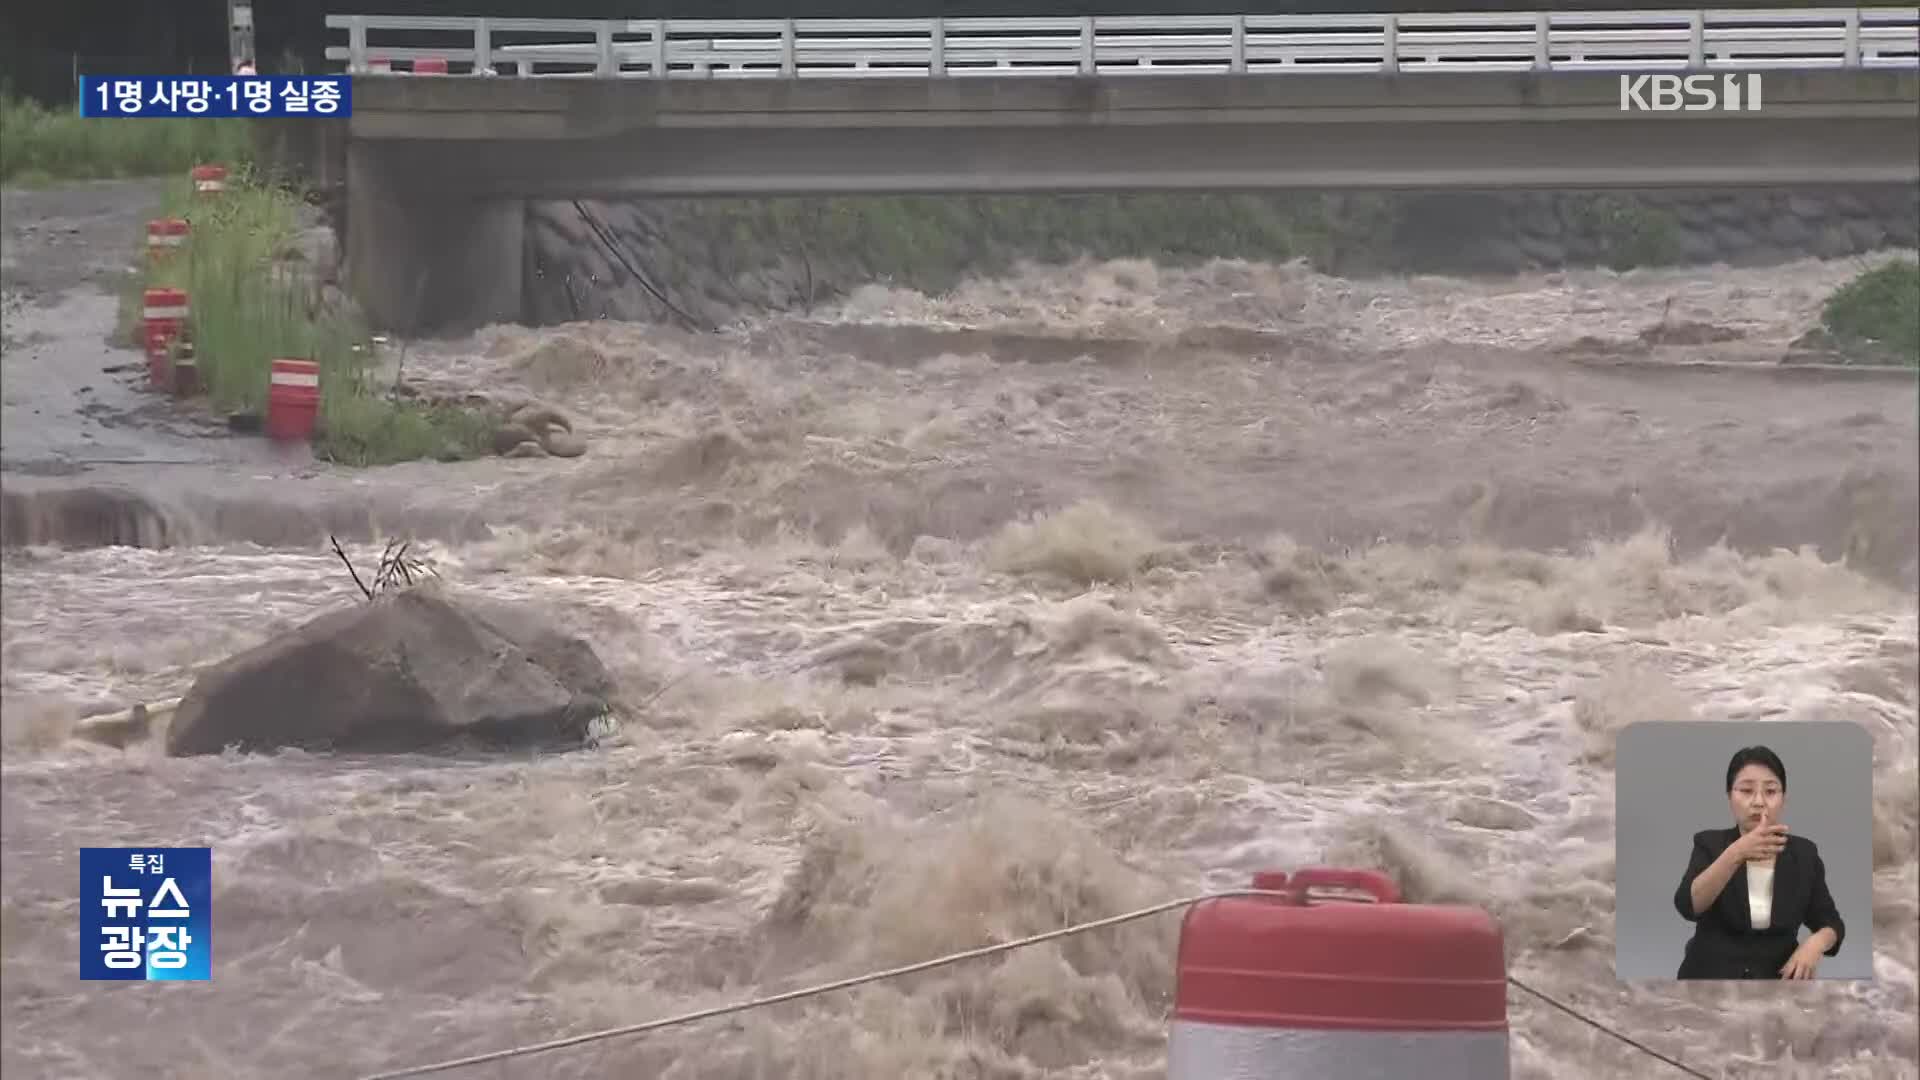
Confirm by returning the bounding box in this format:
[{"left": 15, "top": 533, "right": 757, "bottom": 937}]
[{"left": 345, "top": 141, "right": 525, "bottom": 336}]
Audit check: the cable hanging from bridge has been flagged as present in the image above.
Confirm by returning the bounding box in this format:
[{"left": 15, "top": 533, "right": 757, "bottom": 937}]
[{"left": 571, "top": 199, "right": 714, "bottom": 333}]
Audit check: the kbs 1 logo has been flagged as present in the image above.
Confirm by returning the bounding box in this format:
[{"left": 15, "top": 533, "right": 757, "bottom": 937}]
[
  {"left": 1619, "top": 73, "right": 1764, "bottom": 112},
  {"left": 80, "top": 847, "right": 212, "bottom": 981}
]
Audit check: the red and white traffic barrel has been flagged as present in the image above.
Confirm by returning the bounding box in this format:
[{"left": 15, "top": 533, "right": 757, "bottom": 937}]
[
  {"left": 1168, "top": 868, "right": 1509, "bottom": 1079},
  {"left": 146, "top": 218, "right": 189, "bottom": 262},
  {"left": 142, "top": 288, "right": 190, "bottom": 391},
  {"left": 367, "top": 56, "right": 393, "bottom": 74},
  {"left": 192, "top": 164, "right": 228, "bottom": 197},
  {"left": 413, "top": 57, "right": 449, "bottom": 75},
  {"left": 265, "top": 359, "right": 322, "bottom": 441}
]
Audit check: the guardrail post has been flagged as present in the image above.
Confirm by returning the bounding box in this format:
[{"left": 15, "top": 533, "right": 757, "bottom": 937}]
[
  {"left": 597, "top": 22, "right": 614, "bottom": 77},
  {"left": 228, "top": 1, "right": 255, "bottom": 76},
  {"left": 1231, "top": 15, "right": 1247, "bottom": 74},
  {"left": 474, "top": 18, "right": 491, "bottom": 76},
  {"left": 1534, "top": 12, "right": 1551, "bottom": 71},
  {"left": 653, "top": 19, "right": 667, "bottom": 78},
  {"left": 782, "top": 18, "right": 797, "bottom": 77},
  {"left": 1844, "top": 9, "right": 1862, "bottom": 67},
  {"left": 1382, "top": 15, "right": 1398, "bottom": 74},
  {"left": 1080, "top": 16, "right": 1095, "bottom": 75},
  {"left": 1688, "top": 11, "right": 1705, "bottom": 68},
  {"left": 932, "top": 19, "right": 946, "bottom": 77},
  {"left": 348, "top": 16, "right": 366, "bottom": 74}
]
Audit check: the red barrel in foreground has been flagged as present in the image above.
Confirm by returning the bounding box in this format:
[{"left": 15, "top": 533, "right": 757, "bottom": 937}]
[
  {"left": 142, "top": 287, "right": 190, "bottom": 390},
  {"left": 192, "top": 163, "right": 228, "bottom": 196},
  {"left": 266, "top": 359, "right": 321, "bottom": 441},
  {"left": 146, "top": 218, "right": 188, "bottom": 262},
  {"left": 413, "top": 57, "right": 449, "bottom": 74},
  {"left": 1169, "top": 868, "right": 1508, "bottom": 1079}
]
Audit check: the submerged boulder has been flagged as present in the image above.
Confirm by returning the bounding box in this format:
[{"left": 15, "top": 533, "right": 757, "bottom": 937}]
[{"left": 164, "top": 586, "right": 618, "bottom": 756}]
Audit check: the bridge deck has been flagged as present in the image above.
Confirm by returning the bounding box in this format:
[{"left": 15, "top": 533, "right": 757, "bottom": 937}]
[{"left": 343, "top": 67, "right": 1920, "bottom": 140}]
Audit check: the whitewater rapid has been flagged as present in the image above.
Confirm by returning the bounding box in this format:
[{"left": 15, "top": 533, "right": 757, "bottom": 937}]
[{"left": 4, "top": 251, "right": 1917, "bottom": 1079}]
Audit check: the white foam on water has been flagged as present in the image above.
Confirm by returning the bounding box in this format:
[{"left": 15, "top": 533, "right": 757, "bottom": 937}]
[{"left": 4, "top": 252, "right": 1916, "bottom": 1079}]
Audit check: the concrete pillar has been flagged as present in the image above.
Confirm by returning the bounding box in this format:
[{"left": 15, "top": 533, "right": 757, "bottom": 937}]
[{"left": 345, "top": 140, "right": 526, "bottom": 335}]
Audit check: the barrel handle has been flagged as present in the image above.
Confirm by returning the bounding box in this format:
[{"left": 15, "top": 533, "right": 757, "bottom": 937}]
[
  {"left": 1249, "top": 870, "right": 1289, "bottom": 893},
  {"left": 1286, "top": 867, "right": 1401, "bottom": 904}
]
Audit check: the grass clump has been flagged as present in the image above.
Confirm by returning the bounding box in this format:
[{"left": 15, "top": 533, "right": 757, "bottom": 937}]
[
  {"left": 1820, "top": 259, "right": 1919, "bottom": 365},
  {"left": 0, "top": 95, "right": 255, "bottom": 185},
  {"left": 140, "top": 173, "right": 314, "bottom": 410},
  {"left": 316, "top": 393, "right": 494, "bottom": 465},
  {"left": 1570, "top": 194, "right": 1683, "bottom": 271},
  {"left": 125, "top": 167, "right": 493, "bottom": 466}
]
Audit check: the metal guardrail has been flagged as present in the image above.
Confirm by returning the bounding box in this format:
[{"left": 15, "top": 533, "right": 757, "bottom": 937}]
[{"left": 324, "top": 9, "right": 1920, "bottom": 79}]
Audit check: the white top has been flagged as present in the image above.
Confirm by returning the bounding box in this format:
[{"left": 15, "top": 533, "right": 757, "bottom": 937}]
[{"left": 1747, "top": 861, "right": 1775, "bottom": 929}]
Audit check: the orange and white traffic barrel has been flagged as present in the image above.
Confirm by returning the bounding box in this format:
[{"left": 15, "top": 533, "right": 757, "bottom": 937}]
[
  {"left": 142, "top": 288, "right": 190, "bottom": 391},
  {"left": 265, "top": 359, "right": 322, "bottom": 441},
  {"left": 191, "top": 164, "right": 228, "bottom": 197},
  {"left": 413, "top": 57, "right": 449, "bottom": 75},
  {"left": 1168, "top": 868, "right": 1509, "bottom": 1079},
  {"left": 146, "top": 218, "right": 189, "bottom": 263}
]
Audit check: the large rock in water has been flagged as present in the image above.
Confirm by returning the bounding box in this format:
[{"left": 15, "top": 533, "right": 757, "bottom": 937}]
[{"left": 164, "top": 587, "right": 619, "bottom": 756}]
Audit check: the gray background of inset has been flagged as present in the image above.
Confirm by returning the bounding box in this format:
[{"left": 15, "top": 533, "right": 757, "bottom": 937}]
[{"left": 1614, "top": 720, "right": 1874, "bottom": 980}]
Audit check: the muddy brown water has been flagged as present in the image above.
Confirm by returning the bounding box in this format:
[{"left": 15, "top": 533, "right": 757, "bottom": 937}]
[{"left": 3, "top": 183, "right": 1917, "bottom": 1079}]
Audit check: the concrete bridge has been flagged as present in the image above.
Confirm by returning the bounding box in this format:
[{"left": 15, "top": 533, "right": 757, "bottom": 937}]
[{"left": 320, "top": 8, "right": 1920, "bottom": 333}]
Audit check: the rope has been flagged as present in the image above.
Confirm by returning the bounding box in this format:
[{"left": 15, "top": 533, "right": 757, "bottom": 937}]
[
  {"left": 1507, "top": 975, "right": 1711, "bottom": 1079},
  {"left": 358, "top": 887, "right": 1714, "bottom": 1080},
  {"left": 570, "top": 200, "right": 713, "bottom": 333}
]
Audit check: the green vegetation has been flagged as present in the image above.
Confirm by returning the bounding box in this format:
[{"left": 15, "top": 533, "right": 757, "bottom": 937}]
[
  {"left": 127, "top": 169, "right": 492, "bottom": 465},
  {"left": 317, "top": 395, "right": 496, "bottom": 465},
  {"left": 0, "top": 95, "right": 255, "bottom": 185},
  {"left": 1569, "top": 195, "right": 1684, "bottom": 272},
  {"left": 613, "top": 190, "right": 1701, "bottom": 305},
  {"left": 652, "top": 193, "right": 1405, "bottom": 294},
  {"left": 5, "top": 89, "right": 487, "bottom": 465},
  {"left": 1820, "top": 259, "right": 1920, "bottom": 365}
]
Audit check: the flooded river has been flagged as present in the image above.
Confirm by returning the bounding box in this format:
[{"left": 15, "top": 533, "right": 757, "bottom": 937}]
[{"left": 3, "top": 182, "right": 1917, "bottom": 1078}]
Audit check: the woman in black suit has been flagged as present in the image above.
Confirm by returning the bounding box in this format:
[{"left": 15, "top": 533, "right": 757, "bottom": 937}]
[{"left": 1672, "top": 745, "right": 1846, "bottom": 979}]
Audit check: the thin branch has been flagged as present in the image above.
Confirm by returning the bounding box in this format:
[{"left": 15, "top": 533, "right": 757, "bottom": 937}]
[{"left": 330, "top": 534, "right": 374, "bottom": 601}]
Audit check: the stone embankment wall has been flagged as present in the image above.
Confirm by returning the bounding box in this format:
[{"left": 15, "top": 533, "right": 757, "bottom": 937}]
[
  {"left": 521, "top": 186, "right": 1920, "bottom": 329},
  {"left": 1393, "top": 188, "right": 1920, "bottom": 274}
]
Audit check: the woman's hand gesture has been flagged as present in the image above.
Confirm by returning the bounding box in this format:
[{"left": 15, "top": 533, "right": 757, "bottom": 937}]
[
  {"left": 1735, "top": 812, "right": 1788, "bottom": 862},
  {"left": 1780, "top": 939, "right": 1824, "bottom": 979}
]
